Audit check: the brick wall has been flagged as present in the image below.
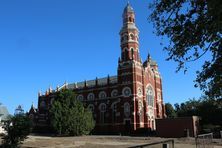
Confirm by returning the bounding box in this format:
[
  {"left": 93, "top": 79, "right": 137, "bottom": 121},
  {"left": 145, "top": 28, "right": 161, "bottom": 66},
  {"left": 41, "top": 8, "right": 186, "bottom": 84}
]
[{"left": 156, "top": 116, "right": 200, "bottom": 138}]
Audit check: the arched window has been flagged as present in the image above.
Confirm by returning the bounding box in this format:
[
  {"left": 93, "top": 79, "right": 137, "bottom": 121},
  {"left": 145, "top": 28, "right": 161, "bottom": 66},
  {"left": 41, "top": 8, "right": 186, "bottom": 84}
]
[
  {"left": 100, "top": 103, "right": 106, "bottom": 112},
  {"left": 137, "top": 87, "right": 142, "bottom": 97},
  {"left": 111, "top": 103, "right": 117, "bottom": 123},
  {"left": 122, "top": 87, "right": 131, "bottom": 97},
  {"left": 131, "top": 48, "right": 134, "bottom": 52},
  {"left": 129, "top": 17, "right": 132, "bottom": 22},
  {"left": 130, "top": 34, "right": 135, "bottom": 40},
  {"left": 40, "top": 101, "right": 46, "bottom": 108},
  {"left": 99, "top": 91, "right": 107, "bottom": 99},
  {"left": 131, "top": 48, "right": 134, "bottom": 58},
  {"left": 122, "top": 48, "right": 128, "bottom": 61},
  {"left": 87, "top": 93, "right": 94, "bottom": 100},
  {"left": 123, "top": 47, "right": 128, "bottom": 52},
  {"left": 99, "top": 103, "right": 106, "bottom": 124},
  {"left": 138, "top": 101, "right": 143, "bottom": 113},
  {"left": 124, "top": 102, "right": 130, "bottom": 117},
  {"left": 146, "top": 86, "right": 154, "bottom": 107},
  {"left": 111, "top": 89, "right": 118, "bottom": 97}
]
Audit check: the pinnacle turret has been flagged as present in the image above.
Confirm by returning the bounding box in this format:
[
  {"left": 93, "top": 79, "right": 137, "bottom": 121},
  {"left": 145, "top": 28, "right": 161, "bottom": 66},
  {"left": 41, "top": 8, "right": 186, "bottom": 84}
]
[{"left": 123, "top": 2, "right": 134, "bottom": 13}]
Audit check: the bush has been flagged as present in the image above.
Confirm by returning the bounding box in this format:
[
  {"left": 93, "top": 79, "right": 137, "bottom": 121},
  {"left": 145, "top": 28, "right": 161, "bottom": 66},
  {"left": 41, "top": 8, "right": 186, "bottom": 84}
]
[{"left": 1, "top": 114, "right": 32, "bottom": 147}]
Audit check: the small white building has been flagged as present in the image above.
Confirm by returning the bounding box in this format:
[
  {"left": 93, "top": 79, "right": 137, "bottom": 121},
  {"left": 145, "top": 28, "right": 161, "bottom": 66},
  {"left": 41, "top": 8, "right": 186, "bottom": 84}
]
[{"left": 0, "top": 105, "right": 9, "bottom": 134}]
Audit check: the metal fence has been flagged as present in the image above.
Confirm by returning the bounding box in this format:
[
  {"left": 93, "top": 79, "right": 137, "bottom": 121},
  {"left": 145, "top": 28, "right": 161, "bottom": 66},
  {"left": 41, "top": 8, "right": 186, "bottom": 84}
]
[
  {"left": 220, "top": 131, "right": 222, "bottom": 142},
  {"left": 195, "top": 133, "right": 214, "bottom": 148},
  {"left": 129, "top": 139, "right": 174, "bottom": 148}
]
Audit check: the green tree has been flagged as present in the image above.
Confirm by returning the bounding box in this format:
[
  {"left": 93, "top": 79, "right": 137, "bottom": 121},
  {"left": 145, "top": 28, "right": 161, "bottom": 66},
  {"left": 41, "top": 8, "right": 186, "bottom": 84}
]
[
  {"left": 176, "top": 98, "right": 200, "bottom": 117},
  {"left": 49, "top": 89, "right": 95, "bottom": 136},
  {"left": 198, "top": 96, "right": 222, "bottom": 125},
  {"left": 165, "top": 103, "right": 177, "bottom": 118},
  {"left": 175, "top": 96, "right": 222, "bottom": 126},
  {"left": 1, "top": 114, "right": 32, "bottom": 147},
  {"left": 50, "top": 100, "right": 63, "bottom": 135},
  {"left": 149, "top": 0, "right": 222, "bottom": 99}
]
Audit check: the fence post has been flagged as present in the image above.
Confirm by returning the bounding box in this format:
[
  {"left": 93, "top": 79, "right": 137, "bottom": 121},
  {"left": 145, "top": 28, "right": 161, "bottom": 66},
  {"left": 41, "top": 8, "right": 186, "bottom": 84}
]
[
  {"left": 196, "top": 133, "right": 214, "bottom": 148},
  {"left": 195, "top": 137, "right": 197, "bottom": 148},
  {"left": 220, "top": 131, "right": 222, "bottom": 142},
  {"left": 162, "top": 143, "right": 169, "bottom": 148}
]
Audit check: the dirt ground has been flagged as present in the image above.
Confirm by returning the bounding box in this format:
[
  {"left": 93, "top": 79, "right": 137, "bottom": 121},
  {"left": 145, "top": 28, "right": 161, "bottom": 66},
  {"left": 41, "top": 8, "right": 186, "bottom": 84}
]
[{"left": 1, "top": 135, "right": 222, "bottom": 148}]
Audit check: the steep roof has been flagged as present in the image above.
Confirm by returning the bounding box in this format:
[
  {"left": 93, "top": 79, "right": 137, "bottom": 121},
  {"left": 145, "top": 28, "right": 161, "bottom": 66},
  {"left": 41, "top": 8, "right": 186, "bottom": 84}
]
[{"left": 124, "top": 2, "right": 134, "bottom": 13}]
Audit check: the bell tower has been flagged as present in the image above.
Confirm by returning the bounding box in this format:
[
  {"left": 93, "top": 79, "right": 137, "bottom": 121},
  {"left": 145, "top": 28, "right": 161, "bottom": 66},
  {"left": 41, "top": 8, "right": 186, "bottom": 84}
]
[
  {"left": 118, "top": 3, "right": 142, "bottom": 80},
  {"left": 118, "top": 3, "right": 144, "bottom": 131},
  {"left": 119, "top": 2, "right": 141, "bottom": 63}
]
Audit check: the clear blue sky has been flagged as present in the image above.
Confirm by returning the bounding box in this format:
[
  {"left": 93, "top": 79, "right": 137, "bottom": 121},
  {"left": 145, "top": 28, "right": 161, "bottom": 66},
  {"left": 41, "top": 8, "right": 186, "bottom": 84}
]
[{"left": 0, "top": 0, "right": 206, "bottom": 114}]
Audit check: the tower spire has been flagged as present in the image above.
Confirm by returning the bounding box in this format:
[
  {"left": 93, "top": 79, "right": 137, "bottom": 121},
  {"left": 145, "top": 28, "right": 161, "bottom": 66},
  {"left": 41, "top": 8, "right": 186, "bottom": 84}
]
[{"left": 119, "top": 3, "right": 141, "bottom": 63}]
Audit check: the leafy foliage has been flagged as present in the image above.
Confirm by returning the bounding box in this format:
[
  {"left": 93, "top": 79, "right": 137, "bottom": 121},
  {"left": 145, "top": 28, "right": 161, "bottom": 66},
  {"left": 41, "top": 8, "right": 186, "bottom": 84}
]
[
  {"left": 1, "top": 114, "right": 32, "bottom": 147},
  {"left": 49, "top": 89, "right": 95, "bottom": 136},
  {"left": 174, "top": 98, "right": 200, "bottom": 117},
  {"left": 149, "top": 0, "right": 222, "bottom": 99},
  {"left": 174, "top": 96, "right": 222, "bottom": 125},
  {"left": 165, "top": 103, "right": 177, "bottom": 118}
]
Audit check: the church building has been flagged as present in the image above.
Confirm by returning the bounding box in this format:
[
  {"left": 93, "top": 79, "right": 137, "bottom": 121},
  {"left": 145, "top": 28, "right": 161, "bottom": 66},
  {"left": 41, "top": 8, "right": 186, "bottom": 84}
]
[{"left": 29, "top": 3, "right": 165, "bottom": 134}]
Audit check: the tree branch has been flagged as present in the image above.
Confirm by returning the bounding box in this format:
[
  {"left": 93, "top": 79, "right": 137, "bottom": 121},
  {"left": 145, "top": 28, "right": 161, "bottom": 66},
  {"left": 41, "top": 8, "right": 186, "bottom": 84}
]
[{"left": 183, "top": 42, "right": 212, "bottom": 62}]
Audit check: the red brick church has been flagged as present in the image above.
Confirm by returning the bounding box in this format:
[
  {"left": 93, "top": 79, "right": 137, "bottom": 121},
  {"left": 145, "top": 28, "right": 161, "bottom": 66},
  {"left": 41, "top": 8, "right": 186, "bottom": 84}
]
[{"left": 29, "top": 3, "right": 166, "bottom": 134}]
